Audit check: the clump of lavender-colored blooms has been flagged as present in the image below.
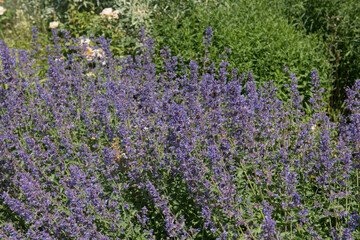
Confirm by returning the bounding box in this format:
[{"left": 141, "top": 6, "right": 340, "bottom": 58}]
[{"left": 0, "top": 27, "right": 359, "bottom": 239}]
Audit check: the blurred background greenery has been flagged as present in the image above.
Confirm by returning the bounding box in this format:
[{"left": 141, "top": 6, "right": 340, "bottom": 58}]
[{"left": 1, "top": 0, "right": 359, "bottom": 120}]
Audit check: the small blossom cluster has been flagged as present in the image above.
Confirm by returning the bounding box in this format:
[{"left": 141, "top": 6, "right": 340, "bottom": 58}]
[
  {"left": 0, "top": 27, "right": 360, "bottom": 239},
  {"left": 100, "top": 8, "right": 120, "bottom": 20},
  {"left": 49, "top": 21, "right": 59, "bottom": 29}
]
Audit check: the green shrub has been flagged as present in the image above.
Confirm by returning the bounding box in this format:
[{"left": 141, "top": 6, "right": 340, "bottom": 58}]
[
  {"left": 3, "top": 0, "right": 55, "bottom": 32},
  {"left": 0, "top": 0, "right": 55, "bottom": 53},
  {"left": 151, "top": 0, "right": 332, "bottom": 110},
  {"left": 284, "top": 0, "right": 360, "bottom": 113}
]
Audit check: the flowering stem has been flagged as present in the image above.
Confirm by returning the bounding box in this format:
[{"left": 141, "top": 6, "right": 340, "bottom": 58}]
[
  {"left": 237, "top": 225, "right": 245, "bottom": 237},
  {"left": 324, "top": 189, "right": 333, "bottom": 230},
  {"left": 346, "top": 183, "right": 348, "bottom": 214}
]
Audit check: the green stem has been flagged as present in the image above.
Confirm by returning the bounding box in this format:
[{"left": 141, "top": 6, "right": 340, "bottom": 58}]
[
  {"left": 357, "top": 169, "right": 359, "bottom": 213},
  {"left": 239, "top": 160, "right": 256, "bottom": 196}
]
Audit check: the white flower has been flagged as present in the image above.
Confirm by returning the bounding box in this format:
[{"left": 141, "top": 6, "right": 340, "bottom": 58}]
[
  {"left": 49, "top": 21, "right": 59, "bottom": 29},
  {"left": 79, "top": 37, "right": 91, "bottom": 46},
  {"left": 93, "top": 48, "right": 105, "bottom": 58},
  {"left": 86, "top": 72, "right": 95, "bottom": 77},
  {"left": 311, "top": 125, "right": 316, "bottom": 131},
  {"left": 101, "top": 8, "right": 113, "bottom": 18},
  {"left": 84, "top": 47, "right": 105, "bottom": 61},
  {"left": 112, "top": 10, "right": 120, "bottom": 19},
  {"left": 0, "top": 6, "right": 6, "bottom": 16},
  {"left": 84, "top": 47, "right": 94, "bottom": 60},
  {"left": 55, "top": 56, "right": 65, "bottom": 62}
]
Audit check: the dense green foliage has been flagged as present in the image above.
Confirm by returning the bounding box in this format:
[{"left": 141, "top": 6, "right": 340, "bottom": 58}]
[
  {"left": 284, "top": 0, "right": 360, "bottom": 113},
  {"left": 151, "top": 0, "right": 333, "bottom": 109}
]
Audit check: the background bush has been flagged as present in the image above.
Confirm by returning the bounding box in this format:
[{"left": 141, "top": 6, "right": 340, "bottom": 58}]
[
  {"left": 284, "top": 0, "right": 360, "bottom": 115},
  {"left": 151, "top": 0, "right": 333, "bottom": 111}
]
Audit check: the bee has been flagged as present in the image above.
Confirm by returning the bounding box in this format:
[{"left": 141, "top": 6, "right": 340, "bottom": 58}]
[{"left": 210, "top": 90, "right": 217, "bottom": 98}]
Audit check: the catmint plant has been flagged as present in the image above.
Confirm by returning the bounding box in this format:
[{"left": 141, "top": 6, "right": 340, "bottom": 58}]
[{"left": 0, "top": 27, "right": 359, "bottom": 239}]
